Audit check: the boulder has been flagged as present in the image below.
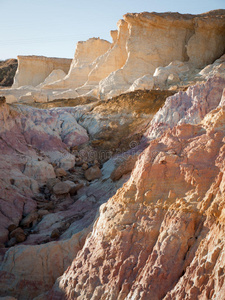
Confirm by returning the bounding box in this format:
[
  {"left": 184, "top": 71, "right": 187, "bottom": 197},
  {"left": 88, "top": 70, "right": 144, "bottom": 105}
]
[
  {"left": 23, "top": 160, "right": 56, "bottom": 185},
  {"left": 52, "top": 181, "right": 72, "bottom": 195},
  {"left": 128, "top": 74, "right": 154, "bottom": 92},
  {"left": 63, "top": 180, "right": 81, "bottom": 195},
  {"left": 55, "top": 168, "right": 67, "bottom": 177},
  {"left": 84, "top": 165, "right": 102, "bottom": 181},
  {"left": 20, "top": 212, "right": 39, "bottom": 228},
  {"left": 9, "top": 228, "right": 26, "bottom": 243}
]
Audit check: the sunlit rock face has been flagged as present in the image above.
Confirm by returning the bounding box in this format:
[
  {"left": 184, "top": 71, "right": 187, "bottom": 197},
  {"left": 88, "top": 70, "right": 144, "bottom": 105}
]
[
  {"left": 50, "top": 79, "right": 225, "bottom": 300},
  {"left": 0, "top": 8, "right": 225, "bottom": 300},
  {"left": 98, "top": 10, "right": 225, "bottom": 98},
  {"left": 2, "top": 10, "right": 224, "bottom": 103},
  {"left": 12, "top": 56, "right": 72, "bottom": 88},
  {"left": 43, "top": 38, "right": 112, "bottom": 90}
]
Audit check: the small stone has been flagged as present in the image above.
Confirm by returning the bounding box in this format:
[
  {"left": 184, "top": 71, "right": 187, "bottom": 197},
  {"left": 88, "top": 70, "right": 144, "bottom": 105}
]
[
  {"left": 46, "top": 178, "right": 60, "bottom": 191},
  {"left": 82, "top": 163, "right": 89, "bottom": 170},
  {"left": 10, "top": 227, "right": 25, "bottom": 238},
  {"left": 15, "top": 232, "right": 26, "bottom": 243},
  {"left": 20, "top": 211, "right": 39, "bottom": 228},
  {"left": 94, "top": 159, "right": 100, "bottom": 166},
  {"left": 55, "top": 168, "right": 67, "bottom": 177},
  {"left": 53, "top": 181, "right": 71, "bottom": 195},
  {"left": 8, "top": 224, "right": 17, "bottom": 232},
  {"left": 75, "top": 158, "right": 83, "bottom": 167},
  {"left": 37, "top": 202, "right": 54, "bottom": 210},
  {"left": 51, "top": 228, "right": 60, "bottom": 239},
  {"left": 84, "top": 165, "right": 102, "bottom": 181},
  {"left": 7, "top": 237, "right": 17, "bottom": 247},
  {"left": 37, "top": 209, "right": 49, "bottom": 217}
]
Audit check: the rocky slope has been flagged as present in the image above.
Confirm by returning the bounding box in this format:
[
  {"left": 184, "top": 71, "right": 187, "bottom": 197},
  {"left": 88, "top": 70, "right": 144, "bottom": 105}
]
[
  {"left": 0, "top": 87, "right": 170, "bottom": 299},
  {"left": 49, "top": 76, "right": 225, "bottom": 300},
  {"left": 0, "top": 8, "right": 225, "bottom": 300}
]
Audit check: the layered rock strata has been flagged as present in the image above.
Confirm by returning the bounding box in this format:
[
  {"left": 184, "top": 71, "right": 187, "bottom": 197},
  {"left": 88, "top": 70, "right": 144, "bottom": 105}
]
[
  {"left": 12, "top": 56, "right": 72, "bottom": 88},
  {"left": 1, "top": 10, "right": 225, "bottom": 103},
  {"left": 49, "top": 77, "right": 225, "bottom": 300},
  {"left": 0, "top": 8, "right": 225, "bottom": 300}
]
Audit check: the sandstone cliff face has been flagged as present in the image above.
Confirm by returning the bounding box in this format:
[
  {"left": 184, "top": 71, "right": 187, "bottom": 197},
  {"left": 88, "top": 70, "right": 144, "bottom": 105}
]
[
  {"left": 43, "top": 38, "right": 111, "bottom": 90},
  {"left": 98, "top": 10, "right": 225, "bottom": 98},
  {"left": 2, "top": 10, "right": 224, "bottom": 103},
  {"left": 12, "top": 56, "right": 72, "bottom": 88},
  {"left": 0, "top": 9, "right": 225, "bottom": 300},
  {"left": 49, "top": 79, "right": 225, "bottom": 300}
]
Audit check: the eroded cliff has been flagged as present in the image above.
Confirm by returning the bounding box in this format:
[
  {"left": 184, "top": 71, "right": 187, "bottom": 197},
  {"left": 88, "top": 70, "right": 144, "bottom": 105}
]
[
  {"left": 1, "top": 10, "right": 225, "bottom": 103},
  {"left": 0, "top": 8, "right": 225, "bottom": 300}
]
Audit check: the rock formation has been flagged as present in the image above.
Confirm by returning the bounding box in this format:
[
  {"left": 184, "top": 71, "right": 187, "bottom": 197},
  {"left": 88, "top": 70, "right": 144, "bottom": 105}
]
[
  {"left": 12, "top": 56, "right": 71, "bottom": 88},
  {"left": 49, "top": 75, "right": 225, "bottom": 300},
  {"left": 1, "top": 10, "right": 224, "bottom": 102},
  {"left": 0, "top": 8, "right": 225, "bottom": 300}
]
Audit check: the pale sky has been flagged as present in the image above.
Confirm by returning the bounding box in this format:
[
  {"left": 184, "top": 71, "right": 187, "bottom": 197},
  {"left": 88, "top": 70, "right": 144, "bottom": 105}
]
[{"left": 0, "top": 0, "right": 224, "bottom": 60}]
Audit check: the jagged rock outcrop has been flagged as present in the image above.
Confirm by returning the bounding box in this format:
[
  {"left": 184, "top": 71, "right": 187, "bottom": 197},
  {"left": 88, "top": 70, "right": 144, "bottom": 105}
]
[
  {"left": 0, "top": 8, "right": 225, "bottom": 300},
  {"left": 1, "top": 10, "right": 224, "bottom": 103},
  {"left": 49, "top": 77, "right": 225, "bottom": 300},
  {"left": 145, "top": 76, "right": 225, "bottom": 140},
  {"left": 98, "top": 10, "right": 225, "bottom": 98},
  {"left": 43, "top": 38, "right": 111, "bottom": 90},
  {"left": 0, "top": 101, "right": 88, "bottom": 245},
  {"left": 12, "top": 56, "right": 71, "bottom": 88}
]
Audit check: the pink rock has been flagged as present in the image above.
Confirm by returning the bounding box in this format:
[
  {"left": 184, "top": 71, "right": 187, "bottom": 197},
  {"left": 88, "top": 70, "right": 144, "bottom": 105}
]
[{"left": 145, "top": 77, "right": 225, "bottom": 140}]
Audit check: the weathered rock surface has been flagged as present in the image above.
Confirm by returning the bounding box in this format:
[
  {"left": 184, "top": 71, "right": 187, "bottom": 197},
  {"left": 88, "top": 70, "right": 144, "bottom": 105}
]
[
  {"left": 0, "top": 102, "right": 89, "bottom": 245},
  {"left": 1, "top": 10, "right": 225, "bottom": 103},
  {"left": 0, "top": 8, "right": 225, "bottom": 300},
  {"left": 98, "top": 10, "right": 225, "bottom": 98},
  {"left": 84, "top": 165, "right": 102, "bottom": 181},
  {"left": 145, "top": 76, "right": 225, "bottom": 140},
  {"left": 0, "top": 228, "right": 89, "bottom": 299},
  {"left": 12, "top": 56, "right": 71, "bottom": 88},
  {"left": 49, "top": 79, "right": 225, "bottom": 300}
]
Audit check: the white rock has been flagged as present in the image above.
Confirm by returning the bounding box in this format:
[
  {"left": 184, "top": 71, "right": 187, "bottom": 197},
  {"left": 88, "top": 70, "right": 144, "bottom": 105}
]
[
  {"left": 13, "top": 55, "right": 71, "bottom": 88},
  {"left": 128, "top": 74, "right": 154, "bottom": 92},
  {"left": 23, "top": 159, "right": 56, "bottom": 184}
]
